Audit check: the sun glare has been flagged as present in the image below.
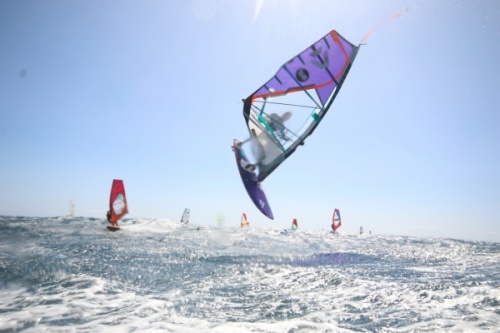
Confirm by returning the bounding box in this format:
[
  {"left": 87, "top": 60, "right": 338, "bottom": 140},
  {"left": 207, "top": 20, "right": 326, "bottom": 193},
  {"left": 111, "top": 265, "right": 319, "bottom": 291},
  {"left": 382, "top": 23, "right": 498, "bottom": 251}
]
[{"left": 253, "top": 0, "right": 265, "bottom": 22}]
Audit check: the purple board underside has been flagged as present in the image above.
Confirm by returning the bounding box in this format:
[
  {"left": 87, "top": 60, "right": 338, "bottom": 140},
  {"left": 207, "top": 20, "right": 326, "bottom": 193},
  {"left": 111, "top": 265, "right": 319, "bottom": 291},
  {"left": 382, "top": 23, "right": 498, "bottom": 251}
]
[{"left": 233, "top": 139, "right": 274, "bottom": 220}]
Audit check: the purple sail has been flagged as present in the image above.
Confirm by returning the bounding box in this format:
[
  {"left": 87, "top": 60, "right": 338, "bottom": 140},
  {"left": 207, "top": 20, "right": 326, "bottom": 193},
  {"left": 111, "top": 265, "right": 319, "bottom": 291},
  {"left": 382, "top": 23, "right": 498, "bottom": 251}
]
[
  {"left": 236, "top": 30, "right": 359, "bottom": 219},
  {"left": 241, "top": 30, "right": 359, "bottom": 184}
]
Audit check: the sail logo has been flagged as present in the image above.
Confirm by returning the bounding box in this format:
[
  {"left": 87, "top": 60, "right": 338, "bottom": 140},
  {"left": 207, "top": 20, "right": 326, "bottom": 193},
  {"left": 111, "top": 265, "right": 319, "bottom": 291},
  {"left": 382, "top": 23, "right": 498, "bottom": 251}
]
[
  {"left": 296, "top": 68, "right": 309, "bottom": 82},
  {"left": 259, "top": 199, "right": 266, "bottom": 209},
  {"left": 310, "top": 47, "right": 329, "bottom": 69}
]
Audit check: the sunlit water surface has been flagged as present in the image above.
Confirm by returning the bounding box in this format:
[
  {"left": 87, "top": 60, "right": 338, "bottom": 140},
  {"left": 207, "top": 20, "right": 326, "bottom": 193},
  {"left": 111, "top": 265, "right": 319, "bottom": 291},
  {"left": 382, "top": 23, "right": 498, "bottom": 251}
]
[{"left": 0, "top": 216, "right": 499, "bottom": 332}]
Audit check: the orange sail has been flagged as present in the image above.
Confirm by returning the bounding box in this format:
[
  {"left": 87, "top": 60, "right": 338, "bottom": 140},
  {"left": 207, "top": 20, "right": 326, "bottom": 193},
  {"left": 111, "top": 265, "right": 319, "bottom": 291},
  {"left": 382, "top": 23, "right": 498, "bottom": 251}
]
[{"left": 240, "top": 213, "right": 249, "bottom": 228}]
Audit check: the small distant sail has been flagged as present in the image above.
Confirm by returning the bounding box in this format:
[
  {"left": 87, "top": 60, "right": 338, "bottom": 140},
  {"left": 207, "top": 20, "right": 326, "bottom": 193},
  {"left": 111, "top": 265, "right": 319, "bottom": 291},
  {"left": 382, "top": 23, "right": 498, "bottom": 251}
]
[
  {"left": 332, "top": 208, "right": 342, "bottom": 232},
  {"left": 69, "top": 199, "right": 74, "bottom": 218},
  {"left": 180, "top": 208, "right": 190, "bottom": 224},
  {"left": 108, "top": 179, "right": 128, "bottom": 229},
  {"left": 216, "top": 213, "right": 225, "bottom": 227},
  {"left": 291, "top": 218, "right": 298, "bottom": 231},
  {"left": 240, "top": 213, "right": 249, "bottom": 228},
  {"left": 360, "top": 226, "right": 364, "bottom": 235}
]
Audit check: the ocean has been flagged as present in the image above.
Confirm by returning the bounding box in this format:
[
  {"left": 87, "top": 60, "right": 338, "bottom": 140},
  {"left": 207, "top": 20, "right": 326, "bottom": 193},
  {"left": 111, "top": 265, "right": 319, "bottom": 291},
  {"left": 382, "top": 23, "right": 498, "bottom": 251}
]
[{"left": 0, "top": 216, "right": 499, "bottom": 332}]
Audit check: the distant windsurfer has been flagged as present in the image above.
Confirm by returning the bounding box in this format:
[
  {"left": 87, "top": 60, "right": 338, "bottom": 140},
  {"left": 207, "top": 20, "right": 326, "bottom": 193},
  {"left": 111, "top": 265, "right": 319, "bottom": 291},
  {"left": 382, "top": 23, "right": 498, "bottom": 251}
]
[
  {"left": 107, "top": 210, "right": 118, "bottom": 227},
  {"left": 107, "top": 210, "right": 119, "bottom": 228},
  {"left": 241, "top": 213, "right": 250, "bottom": 228}
]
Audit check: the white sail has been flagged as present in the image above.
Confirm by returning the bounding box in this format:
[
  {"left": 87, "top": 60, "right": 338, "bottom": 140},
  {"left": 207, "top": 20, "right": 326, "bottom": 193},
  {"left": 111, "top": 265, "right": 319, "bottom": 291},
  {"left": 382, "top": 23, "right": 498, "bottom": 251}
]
[
  {"left": 69, "top": 199, "right": 74, "bottom": 218},
  {"left": 181, "top": 208, "right": 190, "bottom": 224}
]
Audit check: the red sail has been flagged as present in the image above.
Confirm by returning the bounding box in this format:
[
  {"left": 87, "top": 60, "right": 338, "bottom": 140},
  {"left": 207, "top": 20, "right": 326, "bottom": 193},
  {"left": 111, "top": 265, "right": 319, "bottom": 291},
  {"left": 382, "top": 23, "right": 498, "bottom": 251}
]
[
  {"left": 109, "top": 179, "right": 128, "bottom": 225},
  {"left": 332, "top": 208, "right": 342, "bottom": 231}
]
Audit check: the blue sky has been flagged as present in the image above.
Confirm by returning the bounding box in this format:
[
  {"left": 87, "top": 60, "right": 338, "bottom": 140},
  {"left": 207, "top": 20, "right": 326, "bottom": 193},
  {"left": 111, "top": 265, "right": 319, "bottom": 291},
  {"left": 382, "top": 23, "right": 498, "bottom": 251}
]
[{"left": 1, "top": 0, "right": 499, "bottom": 242}]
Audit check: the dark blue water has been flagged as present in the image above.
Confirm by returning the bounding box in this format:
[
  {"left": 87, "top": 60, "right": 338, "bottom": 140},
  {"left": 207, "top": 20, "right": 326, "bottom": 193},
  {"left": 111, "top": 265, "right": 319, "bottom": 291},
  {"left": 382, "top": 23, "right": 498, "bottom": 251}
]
[{"left": 0, "top": 216, "right": 499, "bottom": 332}]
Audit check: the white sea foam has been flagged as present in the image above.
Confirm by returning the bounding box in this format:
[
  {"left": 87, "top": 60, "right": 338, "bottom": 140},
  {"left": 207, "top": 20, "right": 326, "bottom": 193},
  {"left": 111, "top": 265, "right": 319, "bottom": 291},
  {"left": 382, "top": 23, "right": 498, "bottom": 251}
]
[
  {"left": 120, "top": 218, "right": 180, "bottom": 233},
  {"left": 0, "top": 216, "right": 498, "bottom": 332}
]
